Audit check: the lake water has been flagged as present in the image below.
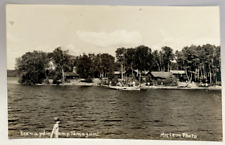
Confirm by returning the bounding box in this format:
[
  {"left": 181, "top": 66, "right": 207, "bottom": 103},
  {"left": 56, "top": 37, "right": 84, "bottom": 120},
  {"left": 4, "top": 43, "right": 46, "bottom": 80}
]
[{"left": 7, "top": 78, "right": 222, "bottom": 141}]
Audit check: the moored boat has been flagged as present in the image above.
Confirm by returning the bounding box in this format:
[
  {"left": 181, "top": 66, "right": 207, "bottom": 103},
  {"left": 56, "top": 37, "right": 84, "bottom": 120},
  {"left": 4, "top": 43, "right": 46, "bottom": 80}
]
[{"left": 108, "top": 85, "right": 141, "bottom": 91}]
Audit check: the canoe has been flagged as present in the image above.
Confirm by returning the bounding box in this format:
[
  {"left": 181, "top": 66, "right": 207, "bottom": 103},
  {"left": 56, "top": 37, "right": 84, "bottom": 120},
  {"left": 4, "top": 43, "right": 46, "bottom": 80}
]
[{"left": 109, "top": 86, "right": 141, "bottom": 91}]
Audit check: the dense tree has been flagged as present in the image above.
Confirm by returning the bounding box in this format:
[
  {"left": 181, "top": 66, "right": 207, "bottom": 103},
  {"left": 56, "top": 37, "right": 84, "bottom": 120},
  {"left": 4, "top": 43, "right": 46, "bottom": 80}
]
[
  {"left": 124, "top": 48, "right": 136, "bottom": 76},
  {"left": 161, "top": 46, "right": 174, "bottom": 72},
  {"left": 15, "top": 43, "right": 221, "bottom": 85},
  {"left": 176, "top": 44, "right": 220, "bottom": 83},
  {"left": 16, "top": 51, "right": 49, "bottom": 85},
  {"left": 49, "top": 47, "right": 72, "bottom": 83},
  {"left": 174, "top": 50, "right": 184, "bottom": 70},
  {"left": 115, "top": 47, "right": 126, "bottom": 79},
  {"left": 93, "top": 54, "right": 102, "bottom": 78},
  {"left": 152, "top": 50, "right": 162, "bottom": 71},
  {"left": 76, "top": 54, "right": 94, "bottom": 79},
  {"left": 115, "top": 45, "right": 153, "bottom": 82},
  {"left": 99, "top": 53, "right": 115, "bottom": 78},
  {"left": 116, "top": 45, "right": 153, "bottom": 72},
  {"left": 92, "top": 53, "right": 115, "bottom": 78},
  {"left": 133, "top": 45, "right": 152, "bottom": 72}
]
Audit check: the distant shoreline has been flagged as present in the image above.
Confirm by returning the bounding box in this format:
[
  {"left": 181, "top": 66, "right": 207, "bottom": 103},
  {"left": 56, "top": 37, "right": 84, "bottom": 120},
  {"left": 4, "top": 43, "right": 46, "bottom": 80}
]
[{"left": 7, "top": 77, "right": 221, "bottom": 90}]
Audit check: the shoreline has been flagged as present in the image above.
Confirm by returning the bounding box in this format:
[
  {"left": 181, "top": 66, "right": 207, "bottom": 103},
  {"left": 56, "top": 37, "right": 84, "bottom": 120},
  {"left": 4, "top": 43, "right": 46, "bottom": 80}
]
[
  {"left": 61, "top": 83, "right": 222, "bottom": 90},
  {"left": 7, "top": 77, "right": 222, "bottom": 90},
  {"left": 140, "top": 85, "right": 222, "bottom": 90},
  {"left": 61, "top": 82, "right": 222, "bottom": 90}
]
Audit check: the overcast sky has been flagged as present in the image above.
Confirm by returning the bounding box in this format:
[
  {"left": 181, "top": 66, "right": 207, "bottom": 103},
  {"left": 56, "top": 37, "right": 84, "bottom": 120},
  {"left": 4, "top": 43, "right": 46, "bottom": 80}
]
[{"left": 6, "top": 5, "right": 220, "bottom": 69}]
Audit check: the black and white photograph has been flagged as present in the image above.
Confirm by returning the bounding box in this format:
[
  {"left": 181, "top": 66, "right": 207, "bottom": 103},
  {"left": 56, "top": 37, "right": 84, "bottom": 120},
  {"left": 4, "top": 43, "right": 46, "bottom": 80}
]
[{"left": 6, "top": 5, "right": 222, "bottom": 141}]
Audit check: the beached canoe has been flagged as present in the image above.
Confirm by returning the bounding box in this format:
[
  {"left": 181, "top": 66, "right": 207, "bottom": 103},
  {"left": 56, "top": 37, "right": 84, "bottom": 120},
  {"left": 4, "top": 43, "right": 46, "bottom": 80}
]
[{"left": 108, "top": 86, "right": 141, "bottom": 91}]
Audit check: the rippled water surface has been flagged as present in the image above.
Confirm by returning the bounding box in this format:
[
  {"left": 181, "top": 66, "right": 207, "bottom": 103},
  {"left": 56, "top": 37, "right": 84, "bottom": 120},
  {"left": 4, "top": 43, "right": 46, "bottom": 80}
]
[{"left": 8, "top": 78, "right": 222, "bottom": 141}]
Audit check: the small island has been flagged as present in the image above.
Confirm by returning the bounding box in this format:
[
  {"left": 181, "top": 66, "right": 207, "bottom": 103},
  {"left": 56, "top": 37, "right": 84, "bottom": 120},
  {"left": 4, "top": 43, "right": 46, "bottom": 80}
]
[
  {"left": 8, "top": 44, "right": 221, "bottom": 90},
  {"left": 6, "top": 5, "right": 222, "bottom": 141}
]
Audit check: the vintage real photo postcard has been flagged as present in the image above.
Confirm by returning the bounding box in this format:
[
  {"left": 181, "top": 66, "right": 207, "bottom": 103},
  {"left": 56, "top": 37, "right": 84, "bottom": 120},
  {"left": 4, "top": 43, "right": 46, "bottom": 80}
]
[{"left": 6, "top": 5, "right": 222, "bottom": 141}]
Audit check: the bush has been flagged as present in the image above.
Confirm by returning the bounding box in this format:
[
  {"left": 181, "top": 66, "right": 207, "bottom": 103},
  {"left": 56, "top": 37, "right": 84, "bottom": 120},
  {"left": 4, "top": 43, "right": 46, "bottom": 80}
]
[
  {"left": 53, "top": 72, "right": 62, "bottom": 84},
  {"left": 19, "top": 71, "right": 45, "bottom": 85},
  {"left": 154, "top": 77, "right": 177, "bottom": 86},
  {"left": 43, "top": 79, "right": 50, "bottom": 84}
]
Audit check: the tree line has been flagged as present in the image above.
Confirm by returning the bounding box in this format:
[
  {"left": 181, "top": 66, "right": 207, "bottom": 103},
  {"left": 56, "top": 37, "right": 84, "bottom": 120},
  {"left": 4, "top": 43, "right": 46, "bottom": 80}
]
[{"left": 15, "top": 44, "right": 220, "bottom": 85}]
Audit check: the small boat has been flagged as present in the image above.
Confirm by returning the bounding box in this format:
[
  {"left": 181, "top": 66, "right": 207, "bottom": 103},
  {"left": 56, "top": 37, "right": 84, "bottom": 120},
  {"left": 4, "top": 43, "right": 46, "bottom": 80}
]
[
  {"left": 187, "top": 82, "right": 198, "bottom": 88},
  {"left": 108, "top": 86, "right": 122, "bottom": 90},
  {"left": 177, "top": 82, "right": 188, "bottom": 87},
  {"left": 199, "top": 83, "right": 209, "bottom": 87},
  {"left": 108, "top": 85, "right": 141, "bottom": 91},
  {"left": 121, "top": 86, "right": 141, "bottom": 91}
]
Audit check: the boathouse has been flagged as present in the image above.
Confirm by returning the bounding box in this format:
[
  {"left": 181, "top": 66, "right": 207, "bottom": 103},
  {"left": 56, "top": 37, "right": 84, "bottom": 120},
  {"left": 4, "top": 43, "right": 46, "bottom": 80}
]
[
  {"left": 149, "top": 71, "right": 177, "bottom": 86},
  {"left": 64, "top": 72, "right": 79, "bottom": 80}
]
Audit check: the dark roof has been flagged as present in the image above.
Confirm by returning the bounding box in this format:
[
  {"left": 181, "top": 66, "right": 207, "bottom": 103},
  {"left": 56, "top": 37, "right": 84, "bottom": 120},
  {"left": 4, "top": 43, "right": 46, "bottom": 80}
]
[
  {"left": 64, "top": 72, "right": 79, "bottom": 77},
  {"left": 151, "top": 72, "right": 173, "bottom": 79}
]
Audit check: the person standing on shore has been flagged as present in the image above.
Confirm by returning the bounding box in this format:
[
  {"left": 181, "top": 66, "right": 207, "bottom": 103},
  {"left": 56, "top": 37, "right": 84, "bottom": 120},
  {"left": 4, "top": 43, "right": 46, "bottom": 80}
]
[{"left": 50, "top": 117, "right": 60, "bottom": 138}]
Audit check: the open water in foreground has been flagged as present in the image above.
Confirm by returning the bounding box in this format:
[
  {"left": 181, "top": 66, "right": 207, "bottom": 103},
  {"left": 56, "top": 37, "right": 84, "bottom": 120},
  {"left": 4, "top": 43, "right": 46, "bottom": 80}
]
[{"left": 8, "top": 78, "right": 222, "bottom": 141}]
